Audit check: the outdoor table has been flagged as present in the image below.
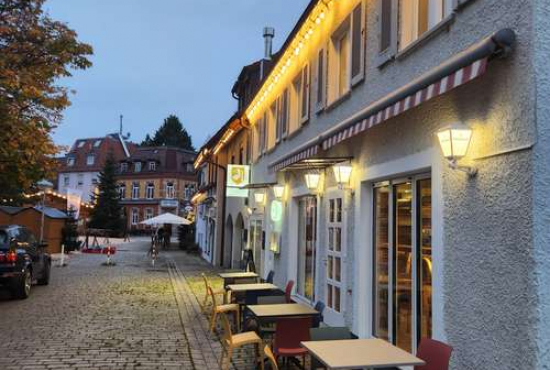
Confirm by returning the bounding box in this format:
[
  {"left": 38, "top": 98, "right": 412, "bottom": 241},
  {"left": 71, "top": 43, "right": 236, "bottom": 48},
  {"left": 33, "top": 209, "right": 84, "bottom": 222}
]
[
  {"left": 218, "top": 271, "right": 258, "bottom": 286},
  {"left": 246, "top": 303, "right": 319, "bottom": 319},
  {"left": 301, "top": 338, "right": 425, "bottom": 369},
  {"left": 226, "top": 283, "right": 278, "bottom": 293}
]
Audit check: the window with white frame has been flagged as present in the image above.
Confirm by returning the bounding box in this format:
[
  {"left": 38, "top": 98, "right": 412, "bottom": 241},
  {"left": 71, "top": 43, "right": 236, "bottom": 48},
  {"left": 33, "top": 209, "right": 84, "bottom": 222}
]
[
  {"left": 329, "top": 19, "right": 351, "bottom": 104},
  {"left": 132, "top": 183, "right": 140, "bottom": 199},
  {"left": 166, "top": 182, "right": 175, "bottom": 199},
  {"left": 120, "top": 162, "right": 128, "bottom": 172},
  {"left": 260, "top": 112, "right": 268, "bottom": 154},
  {"left": 146, "top": 183, "right": 155, "bottom": 199},
  {"left": 134, "top": 162, "right": 142, "bottom": 173},
  {"left": 148, "top": 161, "right": 156, "bottom": 171},
  {"left": 86, "top": 154, "right": 95, "bottom": 166},
  {"left": 399, "top": 0, "right": 452, "bottom": 50},
  {"left": 315, "top": 48, "right": 326, "bottom": 111},
  {"left": 63, "top": 175, "right": 70, "bottom": 187},
  {"left": 145, "top": 207, "right": 154, "bottom": 220},
  {"left": 77, "top": 174, "right": 84, "bottom": 187},
  {"left": 67, "top": 157, "right": 75, "bottom": 167},
  {"left": 327, "top": 197, "right": 344, "bottom": 313},
  {"left": 131, "top": 208, "right": 139, "bottom": 225},
  {"left": 268, "top": 102, "right": 277, "bottom": 149},
  {"left": 276, "top": 89, "right": 289, "bottom": 141},
  {"left": 119, "top": 183, "right": 126, "bottom": 199},
  {"left": 297, "top": 196, "right": 318, "bottom": 301}
]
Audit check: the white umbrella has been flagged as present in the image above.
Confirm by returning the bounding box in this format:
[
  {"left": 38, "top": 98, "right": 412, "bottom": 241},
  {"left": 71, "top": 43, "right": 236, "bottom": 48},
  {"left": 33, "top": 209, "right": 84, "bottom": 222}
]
[{"left": 140, "top": 212, "right": 192, "bottom": 226}]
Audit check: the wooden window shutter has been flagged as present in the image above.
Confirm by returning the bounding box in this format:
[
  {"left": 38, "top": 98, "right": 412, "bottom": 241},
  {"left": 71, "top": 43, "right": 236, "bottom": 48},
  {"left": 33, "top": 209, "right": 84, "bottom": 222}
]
[
  {"left": 262, "top": 111, "right": 268, "bottom": 153},
  {"left": 375, "top": 0, "right": 398, "bottom": 67},
  {"left": 300, "top": 64, "right": 310, "bottom": 123},
  {"left": 276, "top": 96, "right": 282, "bottom": 142},
  {"left": 315, "top": 47, "right": 327, "bottom": 112},
  {"left": 282, "top": 88, "right": 289, "bottom": 137},
  {"left": 351, "top": 2, "right": 365, "bottom": 85}
]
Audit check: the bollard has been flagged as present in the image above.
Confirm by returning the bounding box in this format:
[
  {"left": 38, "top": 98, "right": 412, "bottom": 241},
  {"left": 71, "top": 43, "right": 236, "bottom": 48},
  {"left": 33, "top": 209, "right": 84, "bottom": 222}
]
[
  {"left": 102, "top": 244, "right": 116, "bottom": 266},
  {"left": 59, "top": 243, "right": 65, "bottom": 267}
]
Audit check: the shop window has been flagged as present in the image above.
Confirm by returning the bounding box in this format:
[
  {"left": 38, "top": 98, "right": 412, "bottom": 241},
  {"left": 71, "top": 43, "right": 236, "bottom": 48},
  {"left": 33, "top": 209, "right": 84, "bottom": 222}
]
[
  {"left": 146, "top": 183, "right": 155, "bottom": 199},
  {"left": 372, "top": 176, "right": 432, "bottom": 353},
  {"left": 297, "top": 196, "right": 317, "bottom": 302}
]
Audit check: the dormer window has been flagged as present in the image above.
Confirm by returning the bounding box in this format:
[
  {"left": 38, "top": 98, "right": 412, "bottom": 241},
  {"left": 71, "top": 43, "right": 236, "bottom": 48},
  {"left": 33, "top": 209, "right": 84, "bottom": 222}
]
[
  {"left": 120, "top": 162, "right": 128, "bottom": 172},
  {"left": 93, "top": 140, "right": 102, "bottom": 148},
  {"left": 77, "top": 141, "right": 85, "bottom": 148},
  {"left": 134, "top": 162, "right": 142, "bottom": 173},
  {"left": 86, "top": 154, "right": 95, "bottom": 166},
  {"left": 67, "top": 157, "right": 75, "bottom": 166},
  {"left": 148, "top": 161, "right": 156, "bottom": 171}
]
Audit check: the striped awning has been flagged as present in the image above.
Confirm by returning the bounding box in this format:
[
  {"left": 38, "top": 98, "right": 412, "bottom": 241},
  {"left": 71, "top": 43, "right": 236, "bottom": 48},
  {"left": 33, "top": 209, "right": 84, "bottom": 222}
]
[
  {"left": 271, "top": 144, "right": 320, "bottom": 172},
  {"left": 322, "top": 57, "right": 488, "bottom": 150}
]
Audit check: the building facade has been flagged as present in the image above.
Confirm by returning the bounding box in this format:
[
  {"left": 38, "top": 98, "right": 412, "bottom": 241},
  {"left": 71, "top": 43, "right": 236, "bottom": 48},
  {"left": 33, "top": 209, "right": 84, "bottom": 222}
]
[
  {"left": 208, "top": 0, "right": 549, "bottom": 369},
  {"left": 57, "top": 133, "right": 133, "bottom": 202},
  {"left": 117, "top": 146, "right": 197, "bottom": 231}
]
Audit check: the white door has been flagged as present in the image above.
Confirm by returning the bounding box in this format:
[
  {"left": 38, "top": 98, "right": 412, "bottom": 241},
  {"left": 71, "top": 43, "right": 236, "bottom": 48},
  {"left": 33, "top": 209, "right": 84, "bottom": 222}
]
[{"left": 324, "top": 195, "right": 345, "bottom": 326}]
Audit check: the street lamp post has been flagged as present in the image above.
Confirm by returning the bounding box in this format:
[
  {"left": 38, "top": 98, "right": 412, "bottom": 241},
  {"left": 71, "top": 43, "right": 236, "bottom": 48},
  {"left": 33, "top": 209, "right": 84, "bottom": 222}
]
[{"left": 36, "top": 179, "right": 53, "bottom": 244}]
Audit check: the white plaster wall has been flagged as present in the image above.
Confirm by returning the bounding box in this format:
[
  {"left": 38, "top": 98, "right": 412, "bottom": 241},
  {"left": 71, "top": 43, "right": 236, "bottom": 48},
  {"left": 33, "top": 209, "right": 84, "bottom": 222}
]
[{"left": 58, "top": 172, "right": 99, "bottom": 203}]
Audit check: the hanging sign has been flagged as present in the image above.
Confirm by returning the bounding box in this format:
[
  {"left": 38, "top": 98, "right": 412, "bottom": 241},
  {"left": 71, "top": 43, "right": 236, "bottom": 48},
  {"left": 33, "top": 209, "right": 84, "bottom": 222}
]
[{"left": 226, "top": 165, "right": 250, "bottom": 197}]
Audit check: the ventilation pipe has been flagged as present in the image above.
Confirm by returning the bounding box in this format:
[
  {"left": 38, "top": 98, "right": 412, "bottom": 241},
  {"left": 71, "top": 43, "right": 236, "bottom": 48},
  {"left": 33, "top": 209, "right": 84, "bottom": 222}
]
[{"left": 263, "top": 27, "right": 275, "bottom": 60}]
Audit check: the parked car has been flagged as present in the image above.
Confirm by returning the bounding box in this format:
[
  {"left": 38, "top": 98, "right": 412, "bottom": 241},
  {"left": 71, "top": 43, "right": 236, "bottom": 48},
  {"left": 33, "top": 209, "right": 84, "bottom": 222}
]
[{"left": 0, "top": 225, "right": 51, "bottom": 299}]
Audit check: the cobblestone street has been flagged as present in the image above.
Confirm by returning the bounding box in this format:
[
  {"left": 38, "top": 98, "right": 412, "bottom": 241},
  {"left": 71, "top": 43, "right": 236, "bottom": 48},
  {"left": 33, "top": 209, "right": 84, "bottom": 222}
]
[{"left": 0, "top": 239, "right": 258, "bottom": 370}]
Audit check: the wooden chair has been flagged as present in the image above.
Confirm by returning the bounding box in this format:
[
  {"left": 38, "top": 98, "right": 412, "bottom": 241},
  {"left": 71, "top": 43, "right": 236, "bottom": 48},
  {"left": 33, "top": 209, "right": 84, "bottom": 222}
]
[
  {"left": 207, "top": 286, "right": 240, "bottom": 333},
  {"left": 264, "top": 345, "right": 279, "bottom": 370},
  {"left": 201, "top": 273, "right": 226, "bottom": 312},
  {"left": 219, "top": 312, "right": 265, "bottom": 370}
]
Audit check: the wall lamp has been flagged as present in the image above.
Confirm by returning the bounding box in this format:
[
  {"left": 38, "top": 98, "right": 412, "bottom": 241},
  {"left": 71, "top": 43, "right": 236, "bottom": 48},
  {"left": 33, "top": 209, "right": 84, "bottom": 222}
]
[
  {"left": 254, "top": 191, "right": 266, "bottom": 205},
  {"left": 437, "top": 124, "right": 477, "bottom": 177},
  {"left": 273, "top": 184, "right": 285, "bottom": 199},
  {"left": 305, "top": 172, "right": 321, "bottom": 191},
  {"left": 332, "top": 164, "right": 352, "bottom": 188}
]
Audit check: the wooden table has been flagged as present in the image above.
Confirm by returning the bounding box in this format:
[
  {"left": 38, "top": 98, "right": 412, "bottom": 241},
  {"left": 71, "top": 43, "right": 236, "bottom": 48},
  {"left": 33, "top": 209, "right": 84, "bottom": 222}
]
[
  {"left": 226, "top": 283, "right": 278, "bottom": 293},
  {"left": 301, "top": 338, "right": 425, "bottom": 369},
  {"left": 218, "top": 272, "right": 258, "bottom": 286},
  {"left": 247, "top": 303, "right": 319, "bottom": 319}
]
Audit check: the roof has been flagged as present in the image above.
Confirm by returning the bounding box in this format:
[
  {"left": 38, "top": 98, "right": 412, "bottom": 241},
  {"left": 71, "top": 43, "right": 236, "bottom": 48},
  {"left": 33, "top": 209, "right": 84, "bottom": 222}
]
[
  {"left": 0, "top": 205, "right": 68, "bottom": 219},
  {"left": 118, "top": 146, "right": 197, "bottom": 177}
]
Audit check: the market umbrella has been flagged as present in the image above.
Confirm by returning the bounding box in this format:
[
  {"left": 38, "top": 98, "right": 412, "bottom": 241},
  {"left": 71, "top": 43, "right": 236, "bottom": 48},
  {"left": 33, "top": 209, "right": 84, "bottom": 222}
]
[{"left": 140, "top": 212, "right": 192, "bottom": 226}]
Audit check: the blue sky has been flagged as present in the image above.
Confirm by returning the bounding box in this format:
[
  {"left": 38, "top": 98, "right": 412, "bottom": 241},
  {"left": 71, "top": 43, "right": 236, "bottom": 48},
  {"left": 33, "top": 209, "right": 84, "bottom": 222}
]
[{"left": 45, "top": 0, "right": 310, "bottom": 149}]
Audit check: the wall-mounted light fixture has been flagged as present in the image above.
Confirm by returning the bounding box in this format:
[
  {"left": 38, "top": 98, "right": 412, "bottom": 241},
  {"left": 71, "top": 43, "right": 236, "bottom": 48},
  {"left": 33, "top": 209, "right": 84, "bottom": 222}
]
[
  {"left": 332, "top": 164, "right": 352, "bottom": 188},
  {"left": 305, "top": 173, "right": 321, "bottom": 191},
  {"left": 273, "top": 185, "right": 285, "bottom": 199},
  {"left": 254, "top": 191, "right": 266, "bottom": 205},
  {"left": 437, "top": 124, "right": 477, "bottom": 177}
]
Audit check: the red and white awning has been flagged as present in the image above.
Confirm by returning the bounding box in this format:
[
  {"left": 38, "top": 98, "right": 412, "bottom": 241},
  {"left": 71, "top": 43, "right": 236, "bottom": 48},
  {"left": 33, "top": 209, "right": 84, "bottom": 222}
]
[
  {"left": 269, "top": 57, "right": 488, "bottom": 172},
  {"left": 322, "top": 57, "right": 488, "bottom": 150}
]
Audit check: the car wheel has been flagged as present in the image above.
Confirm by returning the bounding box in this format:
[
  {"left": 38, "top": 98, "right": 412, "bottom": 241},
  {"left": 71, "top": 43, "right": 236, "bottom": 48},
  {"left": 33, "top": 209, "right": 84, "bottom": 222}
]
[
  {"left": 12, "top": 269, "right": 31, "bottom": 299},
  {"left": 37, "top": 262, "right": 50, "bottom": 286}
]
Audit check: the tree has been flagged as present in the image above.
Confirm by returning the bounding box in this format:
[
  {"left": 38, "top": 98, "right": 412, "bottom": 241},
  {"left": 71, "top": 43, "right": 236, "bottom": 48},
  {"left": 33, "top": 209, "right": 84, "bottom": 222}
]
[
  {"left": 141, "top": 115, "right": 194, "bottom": 150},
  {"left": 88, "top": 154, "right": 124, "bottom": 235},
  {"left": 0, "top": 0, "right": 93, "bottom": 198}
]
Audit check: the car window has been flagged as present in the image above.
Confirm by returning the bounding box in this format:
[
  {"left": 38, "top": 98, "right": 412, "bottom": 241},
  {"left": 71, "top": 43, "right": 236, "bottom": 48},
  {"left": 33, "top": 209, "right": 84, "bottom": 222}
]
[{"left": 0, "top": 231, "right": 8, "bottom": 246}]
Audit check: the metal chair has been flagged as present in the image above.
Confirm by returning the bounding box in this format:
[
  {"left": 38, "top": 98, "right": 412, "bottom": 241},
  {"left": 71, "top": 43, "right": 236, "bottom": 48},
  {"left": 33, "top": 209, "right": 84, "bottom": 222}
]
[
  {"left": 265, "top": 270, "right": 275, "bottom": 284},
  {"left": 219, "top": 312, "right": 265, "bottom": 370},
  {"left": 415, "top": 338, "right": 453, "bottom": 370},
  {"left": 284, "top": 280, "right": 295, "bottom": 303},
  {"left": 207, "top": 286, "right": 240, "bottom": 333},
  {"left": 312, "top": 301, "right": 325, "bottom": 328}
]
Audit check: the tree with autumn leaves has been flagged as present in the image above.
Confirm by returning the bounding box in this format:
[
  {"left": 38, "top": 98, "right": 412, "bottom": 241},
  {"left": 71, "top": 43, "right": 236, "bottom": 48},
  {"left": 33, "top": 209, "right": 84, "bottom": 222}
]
[{"left": 0, "top": 0, "right": 93, "bottom": 199}]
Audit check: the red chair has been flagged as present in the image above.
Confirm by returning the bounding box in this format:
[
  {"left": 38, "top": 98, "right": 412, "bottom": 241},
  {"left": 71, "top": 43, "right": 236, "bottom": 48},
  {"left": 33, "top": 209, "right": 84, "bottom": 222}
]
[
  {"left": 273, "top": 317, "right": 311, "bottom": 369},
  {"left": 284, "top": 280, "right": 294, "bottom": 303},
  {"left": 415, "top": 338, "right": 453, "bottom": 370}
]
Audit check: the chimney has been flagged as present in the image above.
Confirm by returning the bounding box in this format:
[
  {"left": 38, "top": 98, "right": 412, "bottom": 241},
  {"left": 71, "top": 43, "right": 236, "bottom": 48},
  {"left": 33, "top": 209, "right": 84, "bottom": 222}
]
[{"left": 263, "top": 27, "right": 275, "bottom": 60}]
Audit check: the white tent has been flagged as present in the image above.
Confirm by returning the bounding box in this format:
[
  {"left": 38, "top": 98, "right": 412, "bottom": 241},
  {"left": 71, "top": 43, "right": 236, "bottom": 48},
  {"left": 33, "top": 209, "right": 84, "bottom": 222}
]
[{"left": 140, "top": 212, "right": 192, "bottom": 226}]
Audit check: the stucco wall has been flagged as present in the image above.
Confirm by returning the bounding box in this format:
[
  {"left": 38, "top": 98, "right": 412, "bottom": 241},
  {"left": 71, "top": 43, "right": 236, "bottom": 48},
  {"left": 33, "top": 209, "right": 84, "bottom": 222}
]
[{"left": 250, "top": 0, "right": 537, "bottom": 369}]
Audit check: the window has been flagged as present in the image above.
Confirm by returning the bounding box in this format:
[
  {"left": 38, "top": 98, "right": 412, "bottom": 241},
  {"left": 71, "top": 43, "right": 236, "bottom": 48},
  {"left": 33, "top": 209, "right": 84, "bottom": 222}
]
[
  {"left": 146, "top": 183, "right": 155, "bottom": 199},
  {"left": 148, "top": 161, "right": 156, "bottom": 171},
  {"left": 290, "top": 64, "right": 310, "bottom": 131},
  {"left": 131, "top": 208, "right": 139, "bottom": 225},
  {"left": 86, "top": 154, "right": 95, "bottom": 166},
  {"left": 315, "top": 48, "right": 326, "bottom": 111},
  {"left": 134, "top": 162, "right": 142, "bottom": 173},
  {"left": 91, "top": 177, "right": 98, "bottom": 185},
  {"left": 119, "top": 184, "right": 126, "bottom": 199},
  {"left": 145, "top": 208, "right": 154, "bottom": 220},
  {"left": 276, "top": 90, "right": 289, "bottom": 142},
  {"left": 297, "top": 196, "right": 317, "bottom": 301},
  {"left": 132, "top": 183, "right": 140, "bottom": 199},
  {"left": 120, "top": 162, "right": 128, "bottom": 172},
  {"left": 67, "top": 157, "right": 75, "bottom": 167},
  {"left": 373, "top": 176, "right": 432, "bottom": 353},
  {"left": 351, "top": 3, "right": 365, "bottom": 85},
  {"left": 77, "top": 174, "right": 84, "bottom": 187},
  {"left": 399, "top": 0, "right": 451, "bottom": 50},
  {"left": 186, "top": 163, "right": 194, "bottom": 173},
  {"left": 93, "top": 140, "right": 102, "bottom": 148},
  {"left": 327, "top": 197, "right": 344, "bottom": 313},
  {"left": 63, "top": 176, "right": 70, "bottom": 187},
  {"left": 300, "top": 65, "right": 310, "bottom": 122},
  {"left": 329, "top": 20, "right": 351, "bottom": 104},
  {"left": 268, "top": 103, "right": 277, "bottom": 149},
  {"left": 77, "top": 141, "right": 85, "bottom": 148},
  {"left": 166, "top": 182, "right": 175, "bottom": 199},
  {"left": 261, "top": 112, "right": 268, "bottom": 154}
]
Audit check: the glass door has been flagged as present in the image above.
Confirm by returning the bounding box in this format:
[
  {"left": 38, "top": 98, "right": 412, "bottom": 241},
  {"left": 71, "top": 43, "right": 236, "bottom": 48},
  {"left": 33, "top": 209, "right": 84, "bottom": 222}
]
[
  {"left": 249, "top": 220, "right": 263, "bottom": 276},
  {"left": 297, "top": 196, "right": 317, "bottom": 301},
  {"left": 326, "top": 196, "right": 344, "bottom": 325},
  {"left": 372, "top": 176, "right": 432, "bottom": 353}
]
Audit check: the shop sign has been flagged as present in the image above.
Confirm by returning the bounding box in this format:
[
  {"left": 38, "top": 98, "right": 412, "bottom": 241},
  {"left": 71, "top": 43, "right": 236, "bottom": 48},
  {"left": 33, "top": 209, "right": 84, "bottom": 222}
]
[{"left": 226, "top": 165, "right": 250, "bottom": 198}]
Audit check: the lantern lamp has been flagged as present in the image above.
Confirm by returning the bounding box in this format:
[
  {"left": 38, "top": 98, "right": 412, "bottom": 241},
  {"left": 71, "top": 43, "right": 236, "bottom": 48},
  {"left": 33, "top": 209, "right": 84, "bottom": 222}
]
[
  {"left": 254, "top": 192, "right": 265, "bottom": 205},
  {"left": 305, "top": 173, "right": 321, "bottom": 191},
  {"left": 273, "top": 185, "right": 285, "bottom": 199},
  {"left": 436, "top": 124, "right": 477, "bottom": 177},
  {"left": 332, "top": 164, "right": 352, "bottom": 186}
]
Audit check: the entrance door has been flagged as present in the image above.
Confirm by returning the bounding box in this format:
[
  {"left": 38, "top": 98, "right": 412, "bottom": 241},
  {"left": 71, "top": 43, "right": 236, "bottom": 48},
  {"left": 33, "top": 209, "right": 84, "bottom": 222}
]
[
  {"left": 249, "top": 219, "right": 264, "bottom": 277},
  {"left": 372, "top": 176, "right": 432, "bottom": 353},
  {"left": 297, "top": 196, "right": 317, "bottom": 302},
  {"left": 325, "top": 196, "right": 345, "bottom": 326}
]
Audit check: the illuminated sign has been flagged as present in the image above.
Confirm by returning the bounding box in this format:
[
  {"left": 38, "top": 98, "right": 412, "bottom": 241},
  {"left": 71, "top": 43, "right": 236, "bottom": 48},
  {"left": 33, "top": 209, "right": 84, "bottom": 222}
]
[
  {"left": 226, "top": 165, "right": 250, "bottom": 198},
  {"left": 270, "top": 200, "right": 283, "bottom": 222}
]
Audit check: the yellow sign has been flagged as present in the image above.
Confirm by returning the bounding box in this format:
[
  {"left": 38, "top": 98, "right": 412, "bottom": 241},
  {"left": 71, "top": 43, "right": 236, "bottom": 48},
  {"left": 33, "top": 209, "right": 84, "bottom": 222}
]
[{"left": 226, "top": 165, "right": 250, "bottom": 198}]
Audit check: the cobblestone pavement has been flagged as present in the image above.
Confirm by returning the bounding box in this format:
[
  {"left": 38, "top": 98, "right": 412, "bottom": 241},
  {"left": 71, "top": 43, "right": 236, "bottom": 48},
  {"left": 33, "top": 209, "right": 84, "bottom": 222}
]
[{"left": 0, "top": 239, "right": 268, "bottom": 370}]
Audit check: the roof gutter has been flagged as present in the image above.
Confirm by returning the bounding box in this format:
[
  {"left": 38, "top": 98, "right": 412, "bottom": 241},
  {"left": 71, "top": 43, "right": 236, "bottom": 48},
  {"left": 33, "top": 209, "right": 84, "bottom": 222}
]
[{"left": 269, "top": 28, "right": 516, "bottom": 169}]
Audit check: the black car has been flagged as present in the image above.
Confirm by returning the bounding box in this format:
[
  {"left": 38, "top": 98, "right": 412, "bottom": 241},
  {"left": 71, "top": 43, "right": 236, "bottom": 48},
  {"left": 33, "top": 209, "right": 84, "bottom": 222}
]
[{"left": 0, "top": 225, "right": 51, "bottom": 299}]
